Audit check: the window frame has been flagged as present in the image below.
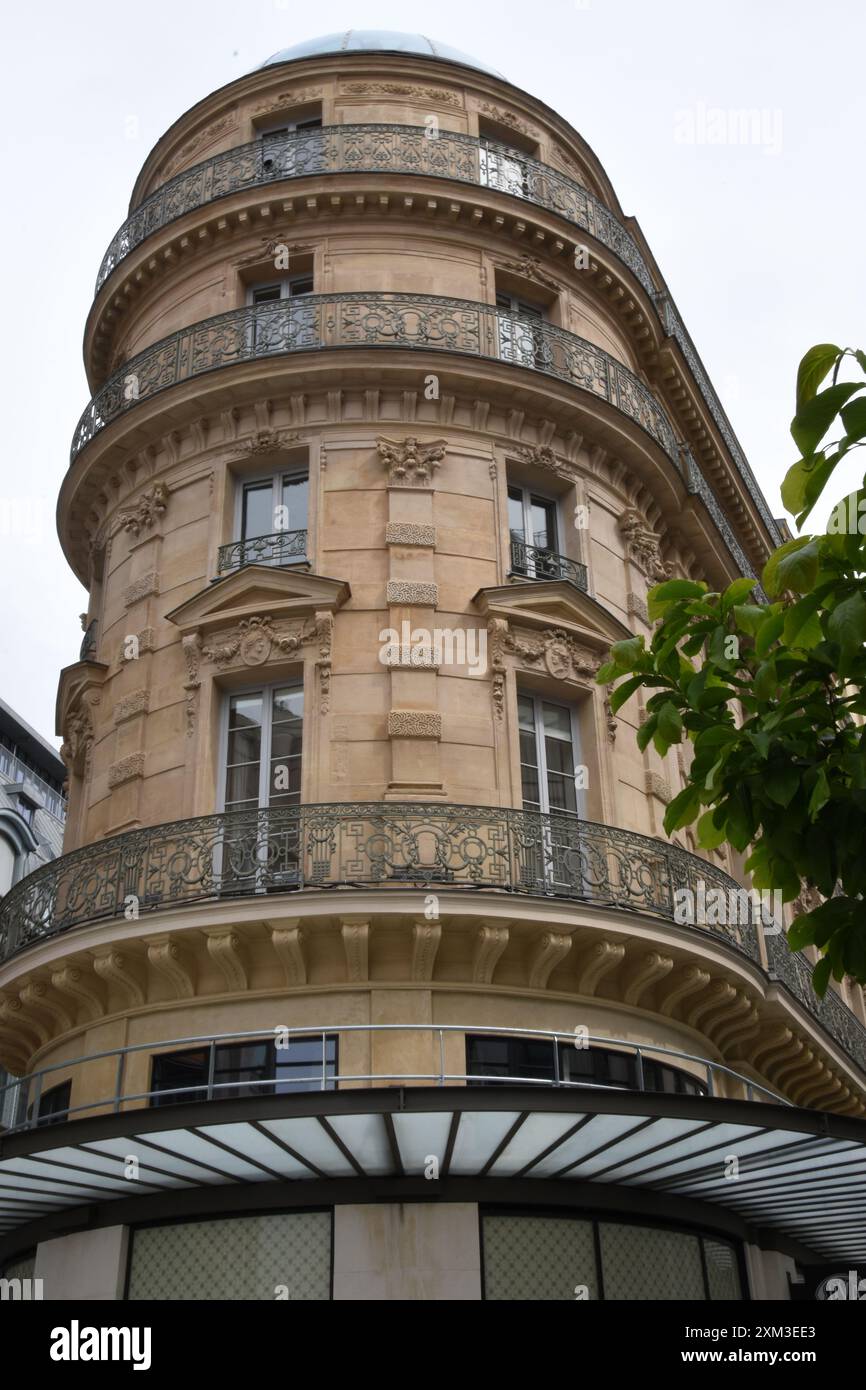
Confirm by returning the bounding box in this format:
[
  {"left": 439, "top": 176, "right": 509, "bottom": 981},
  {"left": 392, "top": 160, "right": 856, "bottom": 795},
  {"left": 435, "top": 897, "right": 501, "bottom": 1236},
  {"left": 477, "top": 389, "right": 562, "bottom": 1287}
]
[
  {"left": 233, "top": 465, "right": 310, "bottom": 549},
  {"left": 217, "top": 679, "right": 305, "bottom": 816},
  {"left": 517, "top": 689, "right": 586, "bottom": 819},
  {"left": 507, "top": 481, "right": 560, "bottom": 577}
]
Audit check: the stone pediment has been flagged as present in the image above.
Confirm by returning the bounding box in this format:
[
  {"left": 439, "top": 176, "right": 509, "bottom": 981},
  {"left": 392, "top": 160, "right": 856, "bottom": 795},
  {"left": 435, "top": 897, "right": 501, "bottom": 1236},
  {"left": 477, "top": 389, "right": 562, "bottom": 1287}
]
[
  {"left": 165, "top": 566, "right": 350, "bottom": 636},
  {"left": 473, "top": 581, "right": 631, "bottom": 651}
]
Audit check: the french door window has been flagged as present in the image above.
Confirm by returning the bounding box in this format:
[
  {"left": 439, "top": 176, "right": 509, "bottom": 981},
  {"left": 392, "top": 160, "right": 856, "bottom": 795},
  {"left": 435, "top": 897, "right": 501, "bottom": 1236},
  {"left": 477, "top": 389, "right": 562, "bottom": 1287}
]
[
  {"left": 220, "top": 684, "right": 303, "bottom": 891},
  {"left": 260, "top": 114, "right": 324, "bottom": 177},
  {"left": 508, "top": 484, "right": 559, "bottom": 578},
  {"left": 237, "top": 469, "right": 309, "bottom": 567},
  {"left": 518, "top": 692, "right": 583, "bottom": 817},
  {"left": 496, "top": 290, "right": 547, "bottom": 369},
  {"left": 247, "top": 275, "right": 318, "bottom": 355},
  {"left": 479, "top": 140, "right": 531, "bottom": 198}
]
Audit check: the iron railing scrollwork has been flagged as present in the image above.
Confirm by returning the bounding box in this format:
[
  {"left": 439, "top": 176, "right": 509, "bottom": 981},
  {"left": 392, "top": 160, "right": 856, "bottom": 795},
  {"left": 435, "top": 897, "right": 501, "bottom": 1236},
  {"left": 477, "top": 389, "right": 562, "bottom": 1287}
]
[
  {"left": 217, "top": 529, "right": 308, "bottom": 573},
  {"left": 70, "top": 293, "right": 683, "bottom": 474},
  {"left": 509, "top": 537, "right": 588, "bottom": 589},
  {"left": 91, "top": 123, "right": 779, "bottom": 552},
  {"left": 0, "top": 803, "right": 862, "bottom": 1069},
  {"left": 95, "top": 125, "right": 655, "bottom": 298}
]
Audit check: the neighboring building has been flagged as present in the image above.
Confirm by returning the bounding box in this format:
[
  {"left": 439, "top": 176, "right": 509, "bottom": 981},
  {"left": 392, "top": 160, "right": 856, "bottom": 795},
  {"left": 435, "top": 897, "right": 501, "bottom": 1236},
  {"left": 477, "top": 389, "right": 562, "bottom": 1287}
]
[
  {"left": 0, "top": 699, "right": 66, "bottom": 1128},
  {"left": 0, "top": 31, "right": 864, "bottom": 1300}
]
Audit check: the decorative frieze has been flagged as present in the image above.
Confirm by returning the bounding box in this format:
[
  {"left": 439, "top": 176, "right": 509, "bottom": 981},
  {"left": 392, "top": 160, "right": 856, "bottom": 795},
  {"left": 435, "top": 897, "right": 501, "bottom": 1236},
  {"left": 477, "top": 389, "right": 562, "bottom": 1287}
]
[
  {"left": 113, "top": 688, "right": 149, "bottom": 724},
  {"left": 342, "top": 81, "right": 460, "bottom": 107},
  {"left": 124, "top": 572, "right": 160, "bottom": 608},
  {"left": 118, "top": 483, "right": 169, "bottom": 538},
  {"left": 504, "top": 626, "right": 601, "bottom": 681},
  {"left": 251, "top": 87, "right": 323, "bottom": 116},
  {"left": 387, "top": 711, "right": 442, "bottom": 739},
  {"left": 378, "top": 435, "right": 446, "bottom": 486},
  {"left": 384, "top": 522, "right": 437, "bottom": 548},
  {"left": 120, "top": 627, "right": 156, "bottom": 662},
  {"left": 202, "top": 614, "right": 314, "bottom": 669},
  {"left": 232, "top": 429, "right": 306, "bottom": 457},
  {"left": 386, "top": 580, "right": 438, "bottom": 606},
  {"left": 497, "top": 255, "right": 561, "bottom": 293},
  {"left": 108, "top": 752, "right": 145, "bottom": 789}
]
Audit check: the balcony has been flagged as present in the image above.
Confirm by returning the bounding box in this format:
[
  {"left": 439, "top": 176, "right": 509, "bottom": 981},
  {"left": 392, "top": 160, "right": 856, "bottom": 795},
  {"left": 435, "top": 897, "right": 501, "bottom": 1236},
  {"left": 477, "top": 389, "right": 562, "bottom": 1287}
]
[
  {"left": 217, "top": 529, "right": 308, "bottom": 574},
  {"left": 509, "top": 535, "right": 588, "bottom": 589},
  {"left": 71, "top": 292, "right": 682, "bottom": 472},
  {"left": 95, "top": 125, "right": 654, "bottom": 297},
  {"left": 0, "top": 802, "right": 863, "bottom": 1071}
]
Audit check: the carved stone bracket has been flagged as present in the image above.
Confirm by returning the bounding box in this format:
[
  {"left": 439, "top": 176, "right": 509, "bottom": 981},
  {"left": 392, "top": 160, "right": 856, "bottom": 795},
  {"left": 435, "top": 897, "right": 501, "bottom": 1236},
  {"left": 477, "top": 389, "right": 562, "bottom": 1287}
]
[{"left": 618, "top": 509, "right": 673, "bottom": 582}]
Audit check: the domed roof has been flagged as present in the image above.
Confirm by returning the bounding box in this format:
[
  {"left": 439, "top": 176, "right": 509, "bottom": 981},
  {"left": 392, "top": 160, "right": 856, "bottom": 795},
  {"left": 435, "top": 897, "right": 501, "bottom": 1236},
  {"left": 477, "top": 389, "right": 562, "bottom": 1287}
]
[{"left": 258, "top": 30, "right": 504, "bottom": 79}]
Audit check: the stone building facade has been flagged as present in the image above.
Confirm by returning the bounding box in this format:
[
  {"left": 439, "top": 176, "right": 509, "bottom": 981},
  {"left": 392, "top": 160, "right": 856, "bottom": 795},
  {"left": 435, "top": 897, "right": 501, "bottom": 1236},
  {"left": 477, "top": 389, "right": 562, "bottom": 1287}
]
[{"left": 0, "top": 31, "right": 863, "bottom": 1300}]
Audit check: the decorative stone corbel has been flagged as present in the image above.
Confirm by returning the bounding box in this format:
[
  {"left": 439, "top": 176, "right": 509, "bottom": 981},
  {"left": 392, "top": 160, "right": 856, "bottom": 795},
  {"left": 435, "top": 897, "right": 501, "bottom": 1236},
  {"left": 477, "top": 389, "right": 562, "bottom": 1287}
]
[
  {"left": 269, "top": 921, "right": 307, "bottom": 986},
  {"left": 472, "top": 921, "right": 509, "bottom": 983},
  {"left": 411, "top": 920, "right": 442, "bottom": 982}
]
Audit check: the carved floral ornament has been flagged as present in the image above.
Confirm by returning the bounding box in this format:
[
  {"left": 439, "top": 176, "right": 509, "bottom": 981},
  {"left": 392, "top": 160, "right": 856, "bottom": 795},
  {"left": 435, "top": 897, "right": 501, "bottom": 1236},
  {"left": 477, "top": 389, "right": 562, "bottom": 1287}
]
[
  {"left": 487, "top": 617, "right": 603, "bottom": 720},
  {"left": 232, "top": 429, "right": 307, "bottom": 457},
  {"left": 180, "top": 612, "right": 334, "bottom": 733},
  {"left": 118, "top": 482, "right": 169, "bottom": 538},
  {"left": 377, "top": 435, "right": 447, "bottom": 486}
]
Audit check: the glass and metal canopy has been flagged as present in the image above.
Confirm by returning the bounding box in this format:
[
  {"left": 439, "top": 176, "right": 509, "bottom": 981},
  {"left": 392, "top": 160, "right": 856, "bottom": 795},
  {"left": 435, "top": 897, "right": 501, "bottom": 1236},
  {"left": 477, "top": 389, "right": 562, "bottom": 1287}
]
[{"left": 1, "top": 1088, "right": 864, "bottom": 1262}]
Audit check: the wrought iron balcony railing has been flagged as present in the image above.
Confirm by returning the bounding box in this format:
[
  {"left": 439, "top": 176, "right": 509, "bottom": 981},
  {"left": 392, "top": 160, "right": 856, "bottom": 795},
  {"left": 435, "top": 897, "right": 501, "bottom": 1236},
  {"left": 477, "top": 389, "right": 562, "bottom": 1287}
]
[
  {"left": 90, "top": 123, "right": 779, "bottom": 550},
  {"left": 509, "top": 536, "right": 588, "bottom": 589},
  {"left": 79, "top": 619, "right": 97, "bottom": 661},
  {"left": 71, "top": 293, "right": 683, "bottom": 470},
  {"left": 0, "top": 1024, "right": 788, "bottom": 1135},
  {"left": 0, "top": 801, "right": 862, "bottom": 1071},
  {"left": 217, "top": 529, "right": 308, "bottom": 573},
  {"left": 95, "top": 125, "right": 655, "bottom": 297}
]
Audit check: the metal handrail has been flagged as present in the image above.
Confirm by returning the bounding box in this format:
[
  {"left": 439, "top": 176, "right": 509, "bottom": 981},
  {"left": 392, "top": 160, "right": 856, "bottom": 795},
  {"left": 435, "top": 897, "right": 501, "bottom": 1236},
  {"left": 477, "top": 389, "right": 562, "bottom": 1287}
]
[
  {"left": 509, "top": 536, "right": 588, "bottom": 588},
  {"left": 95, "top": 125, "right": 654, "bottom": 297},
  {"left": 0, "top": 1023, "right": 790, "bottom": 1135},
  {"left": 217, "top": 529, "right": 308, "bottom": 573}
]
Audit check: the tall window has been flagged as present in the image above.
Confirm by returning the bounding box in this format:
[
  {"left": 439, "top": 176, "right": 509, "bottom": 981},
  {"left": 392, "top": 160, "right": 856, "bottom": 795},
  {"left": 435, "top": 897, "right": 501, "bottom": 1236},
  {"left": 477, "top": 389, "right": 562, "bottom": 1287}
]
[
  {"left": 518, "top": 692, "right": 583, "bottom": 817},
  {"left": 222, "top": 684, "right": 303, "bottom": 814},
  {"left": 236, "top": 468, "right": 309, "bottom": 566},
  {"left": 508, "top": 484, "right": 559, "bottom": 578},
  {"left": 496, "top": 289, "right": 547, "bottom": 369}
]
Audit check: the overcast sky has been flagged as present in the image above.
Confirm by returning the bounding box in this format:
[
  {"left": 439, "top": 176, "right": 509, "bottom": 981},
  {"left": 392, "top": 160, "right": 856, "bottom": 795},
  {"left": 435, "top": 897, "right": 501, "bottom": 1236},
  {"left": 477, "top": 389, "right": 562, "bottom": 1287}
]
[{"left": 1, "top": 0, "right": 863, "bottom": 745}]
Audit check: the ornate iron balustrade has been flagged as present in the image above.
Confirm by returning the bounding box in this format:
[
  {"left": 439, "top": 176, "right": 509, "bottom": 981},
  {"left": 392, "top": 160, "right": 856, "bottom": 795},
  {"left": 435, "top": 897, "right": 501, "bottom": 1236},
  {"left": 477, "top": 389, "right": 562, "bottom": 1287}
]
[
  {"left": 766, "top": 931, "right": 866, "bottom": 1071},
  {"left": 79, "top": 620, "right": 97, "bottom": 661},
  {"left": 0, "top": 802, "right": 861, "bottom": 1068},
  {"left": 509, "top": 537, "right": 588, "bottom": 589},
  {"left": 217, "top": 529, "right": 308, "bottom": 573},
  {"left": 0, "top": 1023, "right": 788, "bottom": 1134},
  {"left": 70, "top": 292, "right": 682, "bottom": 471},
  {"left": 95, "top": 125, "right": 655, "bottom": 297},
  {"left": 91, "top": 124, "right": 779, "bottom": 555}
]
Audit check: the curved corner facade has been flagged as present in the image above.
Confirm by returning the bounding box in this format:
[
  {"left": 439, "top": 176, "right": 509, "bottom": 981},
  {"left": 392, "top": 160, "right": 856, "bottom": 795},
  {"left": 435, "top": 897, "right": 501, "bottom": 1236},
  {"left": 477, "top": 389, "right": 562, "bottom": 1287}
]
[{"left": 1, "top": 35, "right": 864, "bottom": 1302}]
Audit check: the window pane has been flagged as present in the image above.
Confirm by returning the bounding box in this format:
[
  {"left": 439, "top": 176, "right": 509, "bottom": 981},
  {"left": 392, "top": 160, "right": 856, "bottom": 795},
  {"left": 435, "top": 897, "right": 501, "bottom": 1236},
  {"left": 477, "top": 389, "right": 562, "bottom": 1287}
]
[
  {"left": 483, "top": 1215, "right": 598, "bottom": 1301},
  {"left": 542, "top": 702, "right": 572, "bottom": 739},
  {"left": 547, "top": 773, "right": 577, "bottom": 815},
  {"left": 251, "top": 284, "right": 281, "bottom": 304},
  {"left": 280, "top": 475, "right": 308, "bottom": 530},
  {"left": 273, "top": 687, "right": 303, "bottom": 721},
  {"left": 530, "top": 499, "right": 555, "bottom": 548},
  {"left": 242, "top": 484, "right": 274, "bottom": 540},
  {"left": 225, "top": 763, "right": 261, "bottom": 807},
  {"left": 600, "top": 1224, "right": 705, "bottom": 1300},
  {"left": 227, "top": 724, "right": 261, "bottom": 766},
  {"left": 704, "top": 1238, "right": 742, "bottom": 1300},
  {"left": 507, "top": 487, "right": 525, "bottom": 539},
  {"left": 229, "top": 695, "right": 263, "bottom": 730},
  {"left": 517, "top": 694, "right": 536, "bottom": 732},
  {"left": 288, "top": 277, "right": 314, "bottom": 297}
]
